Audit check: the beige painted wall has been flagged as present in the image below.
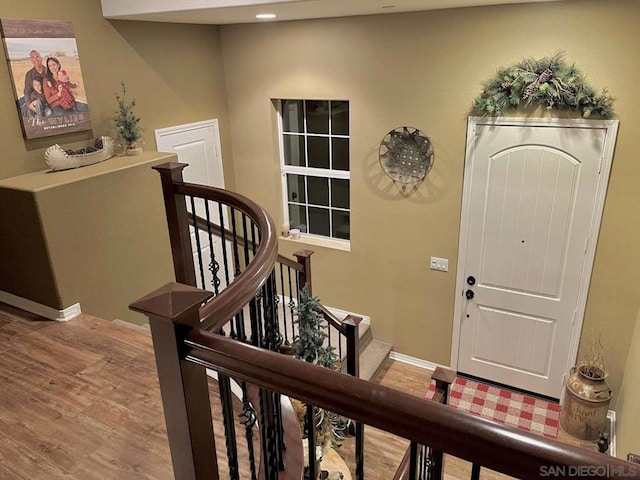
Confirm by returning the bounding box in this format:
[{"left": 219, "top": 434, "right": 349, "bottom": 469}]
[
  {"left": 221, "top": 0, "right": 640, "bottom": 403},
  {"left": 616, "top": 307, "right": 640, "bottom": 458},
  {"left": 0, "top": 0, "right": 232, "bottom": 323},
  {"left": 0, "top": 1, "right": 235, "bottom": 184}
]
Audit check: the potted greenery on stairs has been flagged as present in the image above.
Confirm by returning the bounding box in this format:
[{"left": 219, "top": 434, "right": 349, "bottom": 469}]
[{"left": 292, "top": 286, "right": 350, "bottom": 479}]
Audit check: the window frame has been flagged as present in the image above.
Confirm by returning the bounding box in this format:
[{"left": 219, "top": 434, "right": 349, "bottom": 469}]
[{"left": 277, "top": 99, "right": 351, "bottom": 244}]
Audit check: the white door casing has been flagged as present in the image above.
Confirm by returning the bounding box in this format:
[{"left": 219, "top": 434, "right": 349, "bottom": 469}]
[
  {"left": 154, "top": 119, "right": 230, "bottom": 291},
  {"left": 451, "top": 117, "right": 618, "bottom": 399}
]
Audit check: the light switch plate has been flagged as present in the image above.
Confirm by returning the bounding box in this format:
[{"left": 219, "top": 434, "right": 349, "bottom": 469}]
[{"left": 430, "top": 257, "right": 449, "bottom": 272}]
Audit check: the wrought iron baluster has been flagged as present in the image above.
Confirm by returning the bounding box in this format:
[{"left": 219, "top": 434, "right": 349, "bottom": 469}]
[
  {"left": 262, "top": 271, "right": 281, "bottom": 353},
  {"left": 252, "top": 221, "right": 260, "bottom": 250},
  {"left": 239, "top": 382, "right": 258, "bottom": 480},
  {"left": 249, "top": 292, "right": 261, "bottom": 348},
  {"left": 204, "top": 200, "right": 221, "bottom": 295},
  {"left": 354, "top": 417, "right": 364, "bottom": 480},
  {"left": 279, "top": 263, "right": 290, "bottom": 347},
  {"left": 261, "top": 283, "right": 270, "bottom": 350},
  {"left": 234, "top": 310, "right": 246, "bottom": 342},
  {"left": 230, "top": 207, "right": 242, "bottom": 279},
  {"left": 241, "top": 221, "right": 259, "bottom": 346},
  {"left": 218, "top": 203, "right": 232, "bottom": 289},
  {"left": 409, "top": 441, "right": 418, "bottom": 480},
  {"left": 218, "top": 374, "right": 239, "bottom": 479},
  {"left": 306, "top": 404, "right": 317, "bottom": 480},
  {"left": 259, "top": 388, "right": 279, "bottom": 480},
  {"left": 255, "top": 287, "right": 265, "bottom": 347},
  {"left": 227, "top": 207, "right": 246, "bottom": 339},
  {"left": 273, "top": 391, "right": 285, "bottom": 471},
  {"left": 241, "top": 214, "right": 250, "bottom": 268},
  {"left": 217, "top": 202, "right": 232, "bottom": 337},
  {"left": 232, "top": 214, "right": 252, "bottom": 342},
  {"left": 272, "top": 271, "right": 282, "bottom": 351},
  {"left": 338, "top": 332, "right": 343, "bottom": 360},
  {"left": 189, "top": 196, "right": 207, "bottom": 290},
  {"left": 419, "top": 444, "right": 426, "bottom": 480},
  {"left": 426, "top": 446, "right": 434, "bottom": 480},
  {"left": 287, "top": 266, "right": 296, "bottom": 339},
  {"left": 470, "top": 463, "right": 481, "bottom": 480}
]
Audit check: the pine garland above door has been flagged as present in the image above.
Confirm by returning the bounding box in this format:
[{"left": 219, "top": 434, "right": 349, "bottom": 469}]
[{"left": 472, "top": 52, "right": 614, "bottom": 119}]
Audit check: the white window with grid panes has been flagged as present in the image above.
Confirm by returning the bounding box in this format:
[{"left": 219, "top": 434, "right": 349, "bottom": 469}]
[{"left": 278, "top": 99, "right": 350, "bottom": 241}]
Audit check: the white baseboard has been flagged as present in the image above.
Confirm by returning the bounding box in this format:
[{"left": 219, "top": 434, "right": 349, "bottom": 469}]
[
  {"left": 0, "top": 290, "right": 81, "bottom": 322},
  {"left": 389, "top": 351, "right": 451, "bottom": 371}
]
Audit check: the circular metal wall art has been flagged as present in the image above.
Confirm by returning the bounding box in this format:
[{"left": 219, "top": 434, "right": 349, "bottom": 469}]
[{"left": 379, "top": 126, "right": 434, "bottom": 184}]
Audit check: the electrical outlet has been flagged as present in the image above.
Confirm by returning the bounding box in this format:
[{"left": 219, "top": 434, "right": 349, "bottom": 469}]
[{"left": 430, "top": 257, "right": 449, "bottom": 272}]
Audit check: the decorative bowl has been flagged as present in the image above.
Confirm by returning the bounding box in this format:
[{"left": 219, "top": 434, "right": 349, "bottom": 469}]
[{"left": 45, "top": 136, "right": 116, "bottom": 171}]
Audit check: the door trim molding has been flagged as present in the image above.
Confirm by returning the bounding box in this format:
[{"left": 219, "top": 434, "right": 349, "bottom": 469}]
[
  {"left": 450, "top": 117, "right": 619, "bottom": 389},
  {"left": 154, "top": 118, "right": 220, "bottom": 144}
]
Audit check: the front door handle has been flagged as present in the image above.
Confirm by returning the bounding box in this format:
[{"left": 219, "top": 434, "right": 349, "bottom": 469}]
[{"left": 465, "top": 289, "right": 474, "bottom": 300}]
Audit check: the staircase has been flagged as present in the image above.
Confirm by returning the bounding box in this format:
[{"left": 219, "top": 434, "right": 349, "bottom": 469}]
[{"left": 323, "top": 307, "right": 391, "bottom": 381}]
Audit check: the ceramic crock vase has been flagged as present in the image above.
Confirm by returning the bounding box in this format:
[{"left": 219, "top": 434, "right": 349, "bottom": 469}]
[{"left": 560, "top": 364, "right": 611, "bottom": 441}]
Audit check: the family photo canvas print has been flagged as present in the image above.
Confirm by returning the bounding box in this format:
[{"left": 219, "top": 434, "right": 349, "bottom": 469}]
[{"left": 0, "top": 18, "right": 92, "bottom": 139}]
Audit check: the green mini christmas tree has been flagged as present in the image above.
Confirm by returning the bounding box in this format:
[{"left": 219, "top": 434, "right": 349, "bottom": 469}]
[
  {"left": 114, "top": 81, "right": 143, "bottom": 147},
  {"left": 292, "top": 286, "right": 350, "bottom": 471},
  {"left": 292, "top": 286, "right": 337, "bottom": 368}
]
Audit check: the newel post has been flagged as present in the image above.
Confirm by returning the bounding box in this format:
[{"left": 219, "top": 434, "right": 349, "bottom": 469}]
[
  {"left": 344, "top": 314, "right": 364, "bottom": 480},
  {"left": 431, "top": 367, "right": 456, "bottom": 405},
  {"left": 294, "top": 249, "right": 314, "bottom": 294},
  {"left": 153, "top": 162, "right": 197, "bottom": 286},
  {"left": 130, "top": 282, "right": 218, "bottom": 480},
  {"left": 427, "top": 367, "right": 456, "bottom": 480},
  {"left": 342, "top": 315, "right": 361, "bottom": 378}
]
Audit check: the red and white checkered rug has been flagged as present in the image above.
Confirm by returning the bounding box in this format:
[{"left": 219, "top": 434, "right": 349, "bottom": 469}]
[{"left": 425, "top": 376, "right": 561, "bottom": 439}]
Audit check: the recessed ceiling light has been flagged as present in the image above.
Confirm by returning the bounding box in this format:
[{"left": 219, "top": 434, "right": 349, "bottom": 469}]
[{"left": 256, "top": 13, "right": 276, "bottom": 19}]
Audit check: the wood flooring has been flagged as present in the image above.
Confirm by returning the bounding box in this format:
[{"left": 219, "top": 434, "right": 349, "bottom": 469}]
[
  {"left": 0, "top": 303, "right": 255, "bottom": 480},
  {"left": 0, "top": 302, "right": 603, "bottom": 479}
]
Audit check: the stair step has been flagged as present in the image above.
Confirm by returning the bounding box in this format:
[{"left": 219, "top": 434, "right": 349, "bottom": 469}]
[
  {"left": 112, "top": 319, "right": 151, "bottom": 333},
  {"left": 359, "top": 339, "right": 392, "bottom": 382}
]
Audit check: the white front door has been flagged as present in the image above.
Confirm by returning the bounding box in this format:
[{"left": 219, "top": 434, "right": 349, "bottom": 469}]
[
  {"left": 452, "top": 117, "right": 618, "bottom": 398},
  {"left": 154, "top": 120, "right": 230, "bottom": 292}
]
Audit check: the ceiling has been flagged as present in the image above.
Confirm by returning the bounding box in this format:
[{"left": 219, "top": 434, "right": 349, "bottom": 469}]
[{"left": 101, "top": 0, "right": 567, "bottom": 25}]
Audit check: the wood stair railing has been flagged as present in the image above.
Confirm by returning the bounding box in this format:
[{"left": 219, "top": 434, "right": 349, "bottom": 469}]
[
  {"left": 132, "top": 284, "right": 638, "bottom": 480},
  {"left": 144, "top": 162, "right": 365, "bottom": 480},
  {"left": 185, "top": 325, "right": 638, "bottom": 480}
]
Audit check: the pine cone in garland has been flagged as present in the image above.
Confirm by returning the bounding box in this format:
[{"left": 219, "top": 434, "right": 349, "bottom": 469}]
[{"left": 522, "top": 67, "right": 554, "bottom": 100}]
